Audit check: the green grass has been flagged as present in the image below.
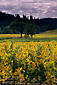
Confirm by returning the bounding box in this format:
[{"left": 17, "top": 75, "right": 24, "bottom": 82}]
[{"left": 0, "top": 37, "right": 57, "bottom": 42}]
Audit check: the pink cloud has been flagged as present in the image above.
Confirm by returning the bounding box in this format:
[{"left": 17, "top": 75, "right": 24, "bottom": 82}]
[{"left": 0, "top": 0, "right": 57, "bottom": 18}]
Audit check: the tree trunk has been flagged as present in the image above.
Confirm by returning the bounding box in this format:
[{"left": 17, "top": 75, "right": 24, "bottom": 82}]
[
  {"left": 21, "top": 33, "right": 22, "bottom": 38},
  {"left": 31, "top": 35, "right": 32, "bottom": 38}
]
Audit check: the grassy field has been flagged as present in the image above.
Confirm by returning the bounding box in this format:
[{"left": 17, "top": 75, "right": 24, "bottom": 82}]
[{"left": 0, "top": 29, "right": 57, "bottom": 42}]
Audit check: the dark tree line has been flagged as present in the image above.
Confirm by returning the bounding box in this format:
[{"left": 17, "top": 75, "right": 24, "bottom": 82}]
[
  {"left": 31, "top": 17, "right": 57, "bottom": 33},
  {"left": 0, "top": 11, "right": 57, "bottom": 36},
  {"left": 0, "top": 11, "right": 20, "bottom": 29}
]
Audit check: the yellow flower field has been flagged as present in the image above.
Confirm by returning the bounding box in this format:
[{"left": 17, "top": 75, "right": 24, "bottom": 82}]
[
  {"left": 0, "top": 33, "right": 57, "bottom": 38},
  {"left": 0, "top": 34, "right": 25, "bottom": 38},
  {"left": 0, "top": 40, "right": 57, "bottom": 84}
]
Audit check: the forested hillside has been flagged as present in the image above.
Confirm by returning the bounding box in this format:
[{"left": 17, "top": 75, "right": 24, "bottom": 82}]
[{"left": 0, "top": 11, "right": 57, "bottom": 34}]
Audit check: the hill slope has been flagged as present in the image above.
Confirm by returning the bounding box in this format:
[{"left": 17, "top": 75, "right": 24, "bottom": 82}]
[{"left": 42, "top": 29, "right": 57, "bottom": 35}]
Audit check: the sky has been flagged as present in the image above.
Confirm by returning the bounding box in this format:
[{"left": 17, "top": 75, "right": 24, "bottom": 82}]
[{"left": 0, "top": 0, "right": 57, "bottom": 18}]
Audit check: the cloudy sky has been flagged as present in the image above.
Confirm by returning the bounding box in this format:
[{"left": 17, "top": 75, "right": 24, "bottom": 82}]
[{"left": 0, "top": 0, "right": 57, "bottom": 18}]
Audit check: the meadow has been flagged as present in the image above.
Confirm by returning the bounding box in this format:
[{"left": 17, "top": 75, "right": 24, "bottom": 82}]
[
  {"left": 0, "top": 29, "right": 57, "bottom": 85},
  {"left": 0, "top": 29, "right": 57, "bottom": 42}
]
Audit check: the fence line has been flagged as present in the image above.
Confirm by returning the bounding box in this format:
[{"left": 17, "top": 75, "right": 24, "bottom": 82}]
[
  {"left": 0, "top": 79, "right": 38, "bottom": 85},
  {"left": 0, "top": 79, "right": 57, "bottom": 85}
]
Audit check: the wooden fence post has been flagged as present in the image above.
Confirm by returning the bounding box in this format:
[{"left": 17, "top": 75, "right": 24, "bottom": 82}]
[
  {"left": 13, "top": 78, "right": 15, "bottom": 85},
  {"left": 1, "top": 75, "right": 2, "bottom": 85},
  {"left": 1, "top": 81, "right": 2, "bottom": 85}
]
